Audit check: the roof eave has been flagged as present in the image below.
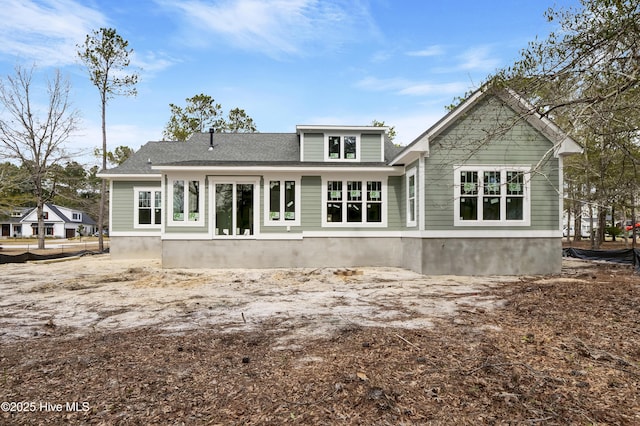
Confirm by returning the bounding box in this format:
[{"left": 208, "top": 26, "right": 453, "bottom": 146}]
[{"left": 97, "top": 173, "right": 162, "bottom": 180}]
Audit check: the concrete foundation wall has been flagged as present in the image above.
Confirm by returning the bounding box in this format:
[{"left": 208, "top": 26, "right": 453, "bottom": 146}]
[
  {"left": 162, "top": 237, "right": 404, "bottom": 269},
  {"left": 409, "top": 237, "right": 561, "bottom": 275},
  {"left": 110, "top": 236, "right": 162, "bottom": 259},
  {"left": 112, "top": 235, "right": 561, "bottom": 275}
]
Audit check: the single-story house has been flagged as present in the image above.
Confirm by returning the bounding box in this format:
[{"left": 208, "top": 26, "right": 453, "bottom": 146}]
[
  {"left": 0, "top": 203, "right": 97, "bottom": 239},
  {"left": 98, "top": 87, "right": 582, "bottom": 275}
]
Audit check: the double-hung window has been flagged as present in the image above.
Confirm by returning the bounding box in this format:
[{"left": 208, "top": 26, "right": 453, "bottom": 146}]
[
  {"left": 169, "top": 178, "right": 204, "bottom": 226},
  {"left": 323, "top": 178, "right": 386, "bottom": 226},
  {"left": 406, "top": 168, "right": 417, "bottom": 227},
  {"left": 265, "top": 178, "right": 301, "bottom": 226},
  {"left": 135, "top": 188, "right": 162, "bottom": 227},
  {"left": 454, "top": 166, "right": 530, "bottom": 226},
  {"left": 326, "top": 135, "right": 359, "bottom": 160}
]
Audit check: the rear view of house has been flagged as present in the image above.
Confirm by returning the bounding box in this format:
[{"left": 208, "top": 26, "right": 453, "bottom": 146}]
[{"left": 99, "top": 88, "right": 581, "bottom": 275}]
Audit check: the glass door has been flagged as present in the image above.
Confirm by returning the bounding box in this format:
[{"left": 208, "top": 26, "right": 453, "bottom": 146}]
[{"left": 214, "top": 182, "right": 254, "bottom": 236}]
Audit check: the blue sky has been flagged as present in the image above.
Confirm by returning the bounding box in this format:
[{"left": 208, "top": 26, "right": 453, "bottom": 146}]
[{"left": 0, "top": 0, "right": 580, "bottom": 166}]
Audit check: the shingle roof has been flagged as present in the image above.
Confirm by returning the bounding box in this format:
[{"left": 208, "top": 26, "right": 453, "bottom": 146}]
[
  {"left": 104, "top": 131, "right": 404, "bottom": 175},
  {"left": 106, "top": 133, "right": 300, "bottom": 174}
]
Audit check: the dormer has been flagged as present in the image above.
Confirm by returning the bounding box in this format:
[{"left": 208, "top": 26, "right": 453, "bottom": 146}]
[{"left": 296, "top": 125, "right": 388, "bottom": 163}]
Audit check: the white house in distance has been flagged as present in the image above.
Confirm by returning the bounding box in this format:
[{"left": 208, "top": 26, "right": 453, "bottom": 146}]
[{"left": 0, "top": 203, "right": 97, "bottom": 239}]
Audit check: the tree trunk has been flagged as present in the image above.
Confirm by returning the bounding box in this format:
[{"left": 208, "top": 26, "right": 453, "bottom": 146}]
[
  {"left": 37, "top": 202, "right": 45, "bottom": 249},
  {"left": 98, "top": 97, "right": 107, "bottom": 252}
]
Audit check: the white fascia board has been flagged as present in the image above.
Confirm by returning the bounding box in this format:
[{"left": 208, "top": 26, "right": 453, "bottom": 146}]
[
  {"left": 296, "top": 125, "right": 387, "bottom": 133},
  {"left": 97, "top": 173, "right": 162, "bottom": 180},
  {"left": 110, "top": 231, "right": 161, "bottom": 237},
  {"left": 153, "top": 165, "right": 405, "bottom": 175},
  {"left": 401, "top": 230, "right": 561, "bottom": 238},
  {"left": 302, "top": 230, "right": 402, "bottom": 238},
  {"left": 502, "top": 88, "right": 582, "bottom": 157}
]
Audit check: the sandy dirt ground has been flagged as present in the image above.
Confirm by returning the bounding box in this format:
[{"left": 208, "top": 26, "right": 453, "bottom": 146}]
[
  {"left": 1, "top": 254, "right": 638, "bottom": 425},
  {"left": 0, "top": 254, "right": 512, "bottom": 344}
]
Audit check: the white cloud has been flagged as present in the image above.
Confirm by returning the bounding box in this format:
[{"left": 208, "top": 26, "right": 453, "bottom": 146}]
[
  {"left": 0, "top": 0, "right": 107, "bottom": 67},
  {"left": 455, "top": 46, "right": 501, "bottom": 72},
  {"left": 355, "top": 76, "right": 469, "bottom": 97},
  {"left": 406, "top": 45, "right": 445, "bottom": 57},
  {"left": 157, "top": 0, "right": 379, "bottom": 57}
]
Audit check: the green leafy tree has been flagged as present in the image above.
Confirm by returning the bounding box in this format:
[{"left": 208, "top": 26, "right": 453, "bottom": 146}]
[
  {"left": 0, "top": 162, "right": 33, "bottom": 213},
  {"left": 371, "top": 120, "right": 397, "bottom": 143},
  {"left": 163, "top": 94, "right": 224, "bottom": 141},
  {"left": 163, "top": 94, "right": 257, "bottom": 141},
  {"left": 78, "top": 27, "right": 139, "bottom": 251},
  {"left": 226, "top": 108, "right": 257, "bottom": 133}
]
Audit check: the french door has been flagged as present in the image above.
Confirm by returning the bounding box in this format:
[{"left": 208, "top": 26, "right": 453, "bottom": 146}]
[{"left": 213, "top": 182, "right": 255, "bottom": 237}]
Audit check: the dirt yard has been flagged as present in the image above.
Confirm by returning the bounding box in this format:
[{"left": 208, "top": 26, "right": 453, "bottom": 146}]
[{"left": 0, "top": 254, "right": 638, "bottom": 425}]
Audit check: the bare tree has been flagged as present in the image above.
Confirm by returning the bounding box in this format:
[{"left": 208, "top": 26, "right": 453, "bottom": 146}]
[
  {"left": 0, "top": 65, "right": 79, "bottom": 248},
  {"left": 78, "top": 28, "right": 139, "bottom": 251}
]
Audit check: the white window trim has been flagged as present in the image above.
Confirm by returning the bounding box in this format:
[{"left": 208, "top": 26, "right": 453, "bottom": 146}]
[
  {"left": 209, "top": 177, "right": 260, "bottom": 239},
  {"left": 324, "top": 133, "right": 361, "bottom": 162},
  {"left": 453, "top": 165, "right": 531, "bottom": 227},
  {"left": 134, "top": 186, "right": 162, "bottom": 229},
  {"left": 321, "top": 176, "right": 387, "bottom": 228},
  {"left": 263, "top": 176, "right": 301, "bottom": 227},
  {"left": 406, "top": 167, "right": 417, "bottom": 227},
  {"left": 168, "top": 176, "right": 205, "bottom": 227}
]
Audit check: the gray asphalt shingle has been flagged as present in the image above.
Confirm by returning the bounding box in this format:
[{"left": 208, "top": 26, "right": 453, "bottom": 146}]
[{"left": 105, "top": 131, "right": 404, "bottom": 175}]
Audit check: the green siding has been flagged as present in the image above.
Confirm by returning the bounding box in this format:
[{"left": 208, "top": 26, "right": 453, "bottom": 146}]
[
  {"left": 387, "top": 175, "right": 403, "bottom": 230},
  {"left": 303, "top": 133, "right": 323, "bottom": 162},
  {"left": 424, "top": 95, "right": 560, "bottom": 231},
  {"left": 301, "top": 176, "right": 322, "bottom": 229},
  {"left": 361, "top": 134, "right": 382, "bottom": 162},
  {"left": 111, "top": 181, "right": 160, "bottom": 233}
]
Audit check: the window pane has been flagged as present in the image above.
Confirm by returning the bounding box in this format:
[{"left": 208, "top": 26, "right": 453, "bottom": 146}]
[
  {"left": 367, "top": 181, "right": 382, "bottom": 201},
  {"left": 484, "top": 171, "right": 501, "bottom": 195},
  {"left": 367, "top": 203, "right": 382, "bottom": 222},
  {"left": 344, "top": 136, "right": 356, "bottom": 159},
  {"left": 284, "top": 181, "right": 295, "bottom": 220},
  {"left": 460, "top": 197, "right": 477, "bottom": 220},
  {"left": 173, "top": 180, "right": 184, "bottom": 221},
  {"left": 188, "top": 181, "right": 199, "bottom": 221},
  {"left": 461, "top": 172, "right": 478, "bottom": 195},
  {"left": 507, "top": 171, "right": 524, "bottom": 195},
  {"left": 409, "top": 175, "right": 415, "bottom": 198},
  {"left": 138, "top": 208, "right": 151, "bottom": 225},
  {"left": 269, "top": 181, "right": 280, "bottom": 220},
  {"left": 483, "top": 197, "right": 501, "bottom": 220},
  {"left": 328, "top": 181, "right": 342, "bottom": 200},
  {"left": 327, "top": 203, "right": 342, "bottom": 222},
  {"left": 328, "top": 136, "right": 341, "bottom": 159},
  {"left": 154, "top": 191, "right": 162, "bottom": 224},
  {"left": 347, "top": 181, "right": 362, "bottom": 201},
  {"left": 139, "top": 191, "right": 151, "bottom": 208},
  {"left": 236, "top": 184, "right": 253, "bottom": 235},
  {"left": 215, "top": 184, "right": 233, "bottom": 235},
  {"left": 409, "top": 199, "right": 415, "bottom": 222},
  {"left": 507, "top": 197, "right": 523, "bottom": 220},
  {"left": 347, "top": 203, "right": 362, "bottom": 222}
]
